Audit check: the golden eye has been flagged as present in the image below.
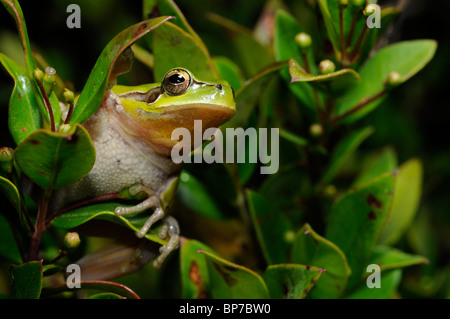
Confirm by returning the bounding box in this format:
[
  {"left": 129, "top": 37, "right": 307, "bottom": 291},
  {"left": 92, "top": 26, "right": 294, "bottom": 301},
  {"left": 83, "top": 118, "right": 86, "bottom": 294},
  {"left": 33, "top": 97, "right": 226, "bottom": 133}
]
[{"left": 162, "top": 68, "right": 192, "bottom": 96}]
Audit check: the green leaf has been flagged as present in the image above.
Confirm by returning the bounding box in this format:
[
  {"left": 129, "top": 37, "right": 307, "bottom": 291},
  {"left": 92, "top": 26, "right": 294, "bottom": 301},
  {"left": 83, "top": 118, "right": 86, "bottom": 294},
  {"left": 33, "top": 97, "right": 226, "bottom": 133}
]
[
  {"left": 247, "top": 190, "right": 293, "bottom": 265},
  {"left": 379, "top": 158, "right": 423, "bottom": 245},
  {"left": 289, "top": 58, "right": 360, "bottom": 95},
  {"left": 10, "top": 261, "right": 43, "bottom": 299},
  {"left": 180, "top": 238, "right": 214, "bottom": 299},
  {"left": 177, "top": 171, "right": 226, "bottom": 220},
  {"left": 320, "top": 126, "right": 374, "bottom": 186},
  {"left": 152, "top": 21, "right": 217, "bottom": 82},
  {"left": 0, "top": 175, "right": 20, "bottom": 213},
  {"left": 199, "top": 250, "right": 270, "bottom": 298},
  {"left": 50, "top": 202, "right": 165, "bottom": 245},
  {"left": 263, "top": 264, "right": 325, "bottom": 299},
  {"left": 292, "top": 224, "right": 350, "bottom": 299},
  {"left": 213, "top": 56, "right": 245, "bottom": 92},
  {"left": 69, "top": 16, "right": 173, "bottom": 125},
  {"left": 14, "top": 124, "right": 95, "bottom": 190},
  {"left": 0, "top": 53, "right": 42, "bottom": 145},
  {"left": 369, "top": 245, "right": 429, "bottom": 272},
  {"left": 325, "top": 172, "right": 396, "bottom": 289},
  {"left": 352, "top": 147, "right": 398, "bottom": 188},
  {"left": 317, "top": 0, "right": 340, "bottom": 57},
  {"left": 346, "top": 269, "right": 402, "bottom": 299},
  {"left": 143, "top": 0, "right": 200, "bottom": 41},
  {"left": 335, "top": 40, "right": 437, "bottom": 123}
]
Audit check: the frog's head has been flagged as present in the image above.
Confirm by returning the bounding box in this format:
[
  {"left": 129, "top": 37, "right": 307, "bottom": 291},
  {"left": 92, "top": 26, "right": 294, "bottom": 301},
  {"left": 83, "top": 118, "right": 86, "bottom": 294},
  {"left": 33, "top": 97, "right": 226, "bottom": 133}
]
[{"left": 111, "top": 68, "right": 236, "bottom": 156}]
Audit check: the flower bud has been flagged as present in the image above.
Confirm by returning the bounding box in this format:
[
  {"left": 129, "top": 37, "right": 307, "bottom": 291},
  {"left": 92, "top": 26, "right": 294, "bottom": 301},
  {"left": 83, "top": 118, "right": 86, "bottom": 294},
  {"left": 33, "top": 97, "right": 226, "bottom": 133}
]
[
  {"left": 63, "top": 88, "right": 75, "bottom": 104},
  {"left": 295, "top": 32, "right": 312, "bottom": 49},
  {"left": 309, "top": 123, "right": 323, "bottom": 137},
  {"left": 387, "top": 71, "right": 402, "bottom": 86},
  {"left": 364, "top": 4, "right": 378, "bottom": 16},
  {"left": 0, "top": 147, "right": 14, "bottom": 174},
  {"left": 43, "top": 67, "right": 56, "bottom": 95},
  {"left": 64, "top": 232, "right": 80, "bottom": 249},
  {"left": 33, "top": 68, "right": 44, "bottom": 83},
  {"left": 58, "top": 124, "right": 72, "bottom": 134},
  {"left": 319, "top": 59, "right": 336, "bottom": 74},
  {"left": 339, "top": 0, "right": 348, "bottom": 7}
]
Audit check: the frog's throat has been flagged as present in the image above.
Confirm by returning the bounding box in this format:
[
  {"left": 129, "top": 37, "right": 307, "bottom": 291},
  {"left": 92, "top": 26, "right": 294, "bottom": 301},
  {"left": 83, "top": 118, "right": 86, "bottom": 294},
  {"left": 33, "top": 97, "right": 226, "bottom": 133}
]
[{"left": 104, "top": 91, "right": 235, "bottom": 158}]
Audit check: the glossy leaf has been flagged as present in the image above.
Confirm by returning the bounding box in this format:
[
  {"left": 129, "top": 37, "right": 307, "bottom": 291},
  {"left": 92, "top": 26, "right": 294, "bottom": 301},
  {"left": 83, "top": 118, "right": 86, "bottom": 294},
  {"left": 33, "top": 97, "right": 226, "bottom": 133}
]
[
  {"left": 352, "top": 147, "right": 398, "bottom": 188},
  {"left": 10, "top": 261, "right": 43, "bottom": 299},
  {"left": 152, "top": 21, "right": 217, "bottom": 82},
  {"left": 369, "top": 245, "right": 428, "bottom": 272},
  {"left": 247, "top": 190, "right": 293, "bottom": 265},
  {"left": 335, "top": 40, "right": 437, "bottom": 123},
  {"left": 14, "top": 124, "right": 95, "bottom": 190},
  {"left": 0, "top": 53, "right": 42, "bottom": 145},
  {"left": 50, "top": 202, "right": 165, "bottom": 244},
  {"left": 320, "top": 126, "right": 374, "bottom": 186},
  {"left": 70, "top": 16, "right": 173, "bottom": 125},
  {"left": 177, "top": 171, "right": 226, "bottom": 220},
  {"left": 143, "top": 0, "right": 200, "bottom": 41},
  {"left": 180, "top": 238, "right": 214, "bottom": 299},
  {"left": 0, "top": 175, "right": 20, "bottom": 213},
  {"left": 289, "top": 58, "right": 360, "bottom": 95},
  {"left": 292, "top": 224, "right": 350, "bottom": 299},
  {"left": 379, "top": 159, "right": 423, "bottom": 245},
  {"left": 325, "top": 172, "right": 396, "bottom": 289},
  {"left": 263, "top": 264, "right": 325, "bottom": 299},
  {"left": 199, "top": 250, "right": 270, "bottom": 298}
]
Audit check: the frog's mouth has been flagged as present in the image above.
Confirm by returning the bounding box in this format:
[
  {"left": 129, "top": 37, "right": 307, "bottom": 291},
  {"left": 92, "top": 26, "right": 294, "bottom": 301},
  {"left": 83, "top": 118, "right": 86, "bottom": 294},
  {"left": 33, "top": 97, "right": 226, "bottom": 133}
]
[{"left": 113, "top": 100, "right": 235, "bottom": 156}]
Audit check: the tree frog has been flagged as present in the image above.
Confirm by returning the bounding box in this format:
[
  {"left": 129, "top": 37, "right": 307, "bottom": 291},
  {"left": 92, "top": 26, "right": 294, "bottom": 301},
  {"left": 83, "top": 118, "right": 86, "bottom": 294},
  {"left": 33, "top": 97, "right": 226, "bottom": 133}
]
[{"left": 56, "top": 68, "right": 236, "bottom": 268}]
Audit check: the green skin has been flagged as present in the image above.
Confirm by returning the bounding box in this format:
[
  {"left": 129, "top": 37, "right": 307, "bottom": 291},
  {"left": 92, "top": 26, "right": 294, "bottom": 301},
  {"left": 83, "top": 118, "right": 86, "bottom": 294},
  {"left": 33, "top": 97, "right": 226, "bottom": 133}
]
[{"left": 57, "top": 68, "right": 236, "bottom": 268}]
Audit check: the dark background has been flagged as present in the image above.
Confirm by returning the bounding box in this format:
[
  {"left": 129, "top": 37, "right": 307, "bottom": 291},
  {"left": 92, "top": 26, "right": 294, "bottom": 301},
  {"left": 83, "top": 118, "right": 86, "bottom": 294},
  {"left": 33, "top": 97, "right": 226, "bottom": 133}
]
[{"left": 0, "top": 0, "right": 448, "bottom": 298}]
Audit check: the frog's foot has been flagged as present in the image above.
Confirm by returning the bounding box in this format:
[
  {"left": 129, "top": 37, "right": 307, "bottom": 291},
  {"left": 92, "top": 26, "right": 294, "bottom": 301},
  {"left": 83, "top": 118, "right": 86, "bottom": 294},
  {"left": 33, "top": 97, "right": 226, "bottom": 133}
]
[
  {"left": 114, "top": 184, "right": 158, "bottom": 217},
  {"left": 153, "top": 216, "right": 180, "bottom": 269}
]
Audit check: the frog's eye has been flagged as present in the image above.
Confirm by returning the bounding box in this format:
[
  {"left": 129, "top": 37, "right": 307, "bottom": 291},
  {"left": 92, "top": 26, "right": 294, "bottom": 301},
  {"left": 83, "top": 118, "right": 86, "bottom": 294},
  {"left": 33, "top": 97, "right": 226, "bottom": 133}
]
[{"left": 162, "top": 68, "right": 193, "bottom": 96}]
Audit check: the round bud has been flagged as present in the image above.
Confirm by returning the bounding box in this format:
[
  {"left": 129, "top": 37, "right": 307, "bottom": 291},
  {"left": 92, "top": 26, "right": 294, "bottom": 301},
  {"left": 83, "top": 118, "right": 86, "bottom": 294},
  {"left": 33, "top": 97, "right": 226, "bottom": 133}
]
[
  {"left": 319, "top": 59, "right": 336, "bottom": 74},
  {"left": 284, "top": 230, "right": 296, "bottom": 243},
  {"left": 324, "top": 184, "right": 337, "bottom": 198},
  {"left": 43, "top": 67, "right": 57, "bottom": 95},
  {"left": 339, "top": 0, "right": 348, "bottom": 7},
  {"left": 295, "top": 32, "right": 312, "bottom": 49},
  {"left": 309, "top": 123, "right": 324, "bottom": 137},
  {"left": 0, "top": 147, "right": 14, "bottom": 174},
  {"left": 364, "top": 4, "right": 378, "bottom": 16},
  {"left": 386, "top": 71, "right": 402, "bottom": 88},
  {"left": 64, "top": 232, "right": 80, "bottom": 249},
  {"left": 58, "top": 124, "right": 72, "bottom": 134},
  {"left": 63, "top": 88, "right": 75, "bottom": 104},
  {"left": 33, "top": 68, "right": 44, "bottom": 83}
]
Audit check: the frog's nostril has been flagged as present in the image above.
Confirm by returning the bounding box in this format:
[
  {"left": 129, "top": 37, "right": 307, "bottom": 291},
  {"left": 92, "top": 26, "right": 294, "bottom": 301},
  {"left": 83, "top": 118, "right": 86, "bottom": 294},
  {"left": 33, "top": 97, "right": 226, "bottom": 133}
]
[{"left": 216, "top": 84, "right": 222, "bottom": 90}]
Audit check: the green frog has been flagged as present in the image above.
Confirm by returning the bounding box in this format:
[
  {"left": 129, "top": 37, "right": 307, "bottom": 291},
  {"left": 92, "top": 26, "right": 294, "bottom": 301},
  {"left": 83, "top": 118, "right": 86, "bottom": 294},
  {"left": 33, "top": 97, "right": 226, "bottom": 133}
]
[{"left": 56, "top": 68, "right": 236, "bottom": 268}]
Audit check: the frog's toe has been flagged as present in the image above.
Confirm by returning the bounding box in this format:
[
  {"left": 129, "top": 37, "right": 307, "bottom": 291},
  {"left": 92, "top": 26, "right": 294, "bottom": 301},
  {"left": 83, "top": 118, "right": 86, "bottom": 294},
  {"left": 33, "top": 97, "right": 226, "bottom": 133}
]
[{"left": 153, "top": 216, "right": 180, "bottom": 269}]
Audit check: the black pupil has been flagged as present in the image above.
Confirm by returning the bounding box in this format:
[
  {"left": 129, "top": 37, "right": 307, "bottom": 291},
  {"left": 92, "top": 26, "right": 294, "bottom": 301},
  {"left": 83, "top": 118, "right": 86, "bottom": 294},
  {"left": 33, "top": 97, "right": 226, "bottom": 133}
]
[{"left": 169, "top": 74, "right": 185, "bottom": 84}]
